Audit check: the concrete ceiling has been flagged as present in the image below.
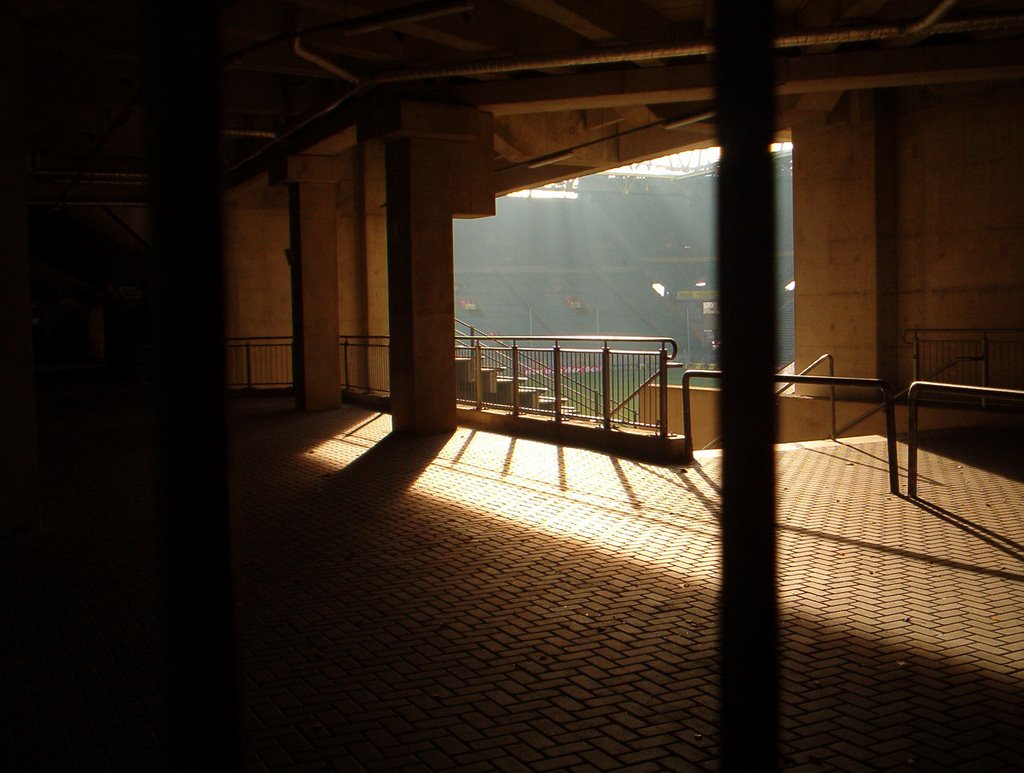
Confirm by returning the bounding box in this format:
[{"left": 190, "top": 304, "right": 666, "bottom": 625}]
[{"left": 20, "top": 0, "right": 1024, "bottom": 202}]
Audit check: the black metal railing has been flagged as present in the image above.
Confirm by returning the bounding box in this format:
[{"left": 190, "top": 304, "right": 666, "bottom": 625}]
[
  {"left": 339, "top": 335, "right": 390, "bottom": 394},
  {"left": 225, "top": 337, "right": 293, "bottom": 389},
  {"left": 905, "top": 328, "right": 1024, "bottom": 390},
  {"left": 681, "top": 370, "right": 899, "bottom": 494},
  {"left": 455, "top": 333, "right": 678, "bottom": 437},
  {"left": 906, "top": 381, "right": 1024, "bottom": 498}
]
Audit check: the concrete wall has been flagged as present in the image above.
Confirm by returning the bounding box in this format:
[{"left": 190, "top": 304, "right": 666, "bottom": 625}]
[
  {"left": 793, "top": 84, "right": 1024, "bottom": 390},
  {"left": 222, "top": 174, "right": 291, "bottom": 338},
  {"left": 895, "top": 83, "right": 1024, "bottom": 385}
]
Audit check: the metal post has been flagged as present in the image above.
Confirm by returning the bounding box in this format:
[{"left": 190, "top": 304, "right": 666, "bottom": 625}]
[
  {"left": 715, "top": 0, "right": 778, "bottom": 768},
  {"left": 908, "top": 384, "right": 919, "bottom": 498},
  {"left": 342, "top": 337, "right": 350, "bottom": 391},
  {"left": 474, "top": 338, "right": 483, "bottom": 410},
  {"left": 685, "top": 304, "right": 691, "bottom": 365},
  {"left": 659, "top": 346, "right": 669, "bottom": 439},
  {"left": 511, "top": 341, "right": 520, "bottom": 418},
  {"left": 883, "top": 384, "right": 899, "bottom": 496},
  {"left": 912, "top": 333, "right": 920, "bottom": 382},
  {"left": 554, "top": 344, "right": 563, "bottom": 424},
  {"left": 142, "top": 1, "right": 240, "bottom": 767},
  {"left": 601, "top": 344, "right": 612, "bottom": 430},
  {"left": 682, "top": 371, "right": 694, "bottom": 461},
  {"left": 245, "top": 341, "right": 252, "bottom": 390},
  {"left": 982, "top": 333, "right": 989, "bottom": 408},
  {"left": 828, "top": 355, "right": 836, "bottom": 441}
]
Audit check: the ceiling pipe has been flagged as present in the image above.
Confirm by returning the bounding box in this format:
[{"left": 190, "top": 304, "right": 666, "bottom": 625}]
[
  {"left": 30, "top": 200, "right": 149, "bottom": 207},
  {"left": 221, "top": 128, "right": 277, "bottom": 139},
  {"left": 35, "top": 170, "right": 149, "bottom": 181},
  {"left": 366, "top": 11, "right": 1024, "bottom": 85},
  {"left": 222, "top": 0, "right": 475, "bottom": 67},
  {"left": 663, "top": 110, "right": 717, "bottom": 130},
  {"left": 293, "top": 37, "right": 360, "bottom": 84},
  {"left": 528, "top": 151, "right": 574, "bottom": 168},
  {"left": 907, "top": 0, "right": 959, "bottom": 36}
]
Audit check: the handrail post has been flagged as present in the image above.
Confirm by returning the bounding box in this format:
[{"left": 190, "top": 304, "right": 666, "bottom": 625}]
[
  {"left": 342, "top": 337, "right": 350, "bottom": 391},
  {"left": 659, "top": 345, "right": 669, "bottom": 439},
  {"left": 245, "top": 341, "right": 252, "bottom": 390},
  {"left": 908, "top": 383, "right": 919, "bottom": 498},
  {"left": 512, "top": 341, "right": 521, "bottom": 418},
  {"left": 912, "top": 333, "right": 920, "bottom": 382},
  {"left": 553, "top": 344, "right": 562, "bottom": 424},
  {"left": 882, "top": 384, "right": 899, "bottom": 496},
  {"left": 982, "top": 333, "right": 990, "bottom": 408},
  {"left": 601, "top": 344, "right": 612, "bottom": 430},
  {"left": 474, "top": 338, "right": 483, "bottom": 410},
  {"left": 683, "top": 371, "right": 694, "bottom": 461},
  {"left": 828, "top": 354, "right": 836, "bottom": 441}
]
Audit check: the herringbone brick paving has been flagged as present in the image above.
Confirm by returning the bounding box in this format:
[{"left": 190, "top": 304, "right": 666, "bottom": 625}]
[{"left": 3, "top": 387, "right": 1023, "bottom": 770}]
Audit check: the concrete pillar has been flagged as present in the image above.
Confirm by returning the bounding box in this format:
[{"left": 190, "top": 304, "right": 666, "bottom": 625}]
[
  {"left": 385, "top": 138, "right": 460, "bottom": 432},
  {"left": 362, "top": 141, "right": 390, "bottom": 339},
  {"left": 272, "top": 154, "right": 343, "bottom": 410},
  {"left": 366, "top": 102, "right": 493, "bottom": 434},
  {"left": 337, "top": 149, "right": 368, "bottom": 390},
  {"left": 0, "top": 3, "right": 40, "bottom": 536},
  {"left": 793, "top": 90, "right": 900, "bottom": 388}
]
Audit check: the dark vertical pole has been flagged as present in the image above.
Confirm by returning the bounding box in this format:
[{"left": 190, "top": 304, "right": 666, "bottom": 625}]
[
  {"left": 142, "top": 3, "right": 241, "bottom": 769},
  {"left": 714, "top": 2, "right": 778, "bottom": 770},
  {"left": 289, "top": 184, "right": 307, "bottom": 409}
]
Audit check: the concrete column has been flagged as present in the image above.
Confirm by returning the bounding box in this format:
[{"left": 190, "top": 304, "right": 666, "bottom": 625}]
[
  {"left": 0, "top": 3, "right": 40, "bottom": 535},
  {"left": 362, "top": 141, "right": 390, "bottom": 339},
  {"left": 273, "top": 154, "right": 343, "bottom": 410},
  {"left": 793, "top": 90, "right": 900, "bottom": 387},
  {"left": 337, "top": 149, "right": 368, "bottom": 390},
  {"left": 368, "top": 102, "right": 493, "bottom": 434},
  {"left": 385, "top": 138, "right": 460, "bottom": 432}
]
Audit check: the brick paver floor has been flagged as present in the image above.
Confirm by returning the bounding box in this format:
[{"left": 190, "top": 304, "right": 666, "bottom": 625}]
[{"left": 4, "top": 386, "right": 1023, "bottom": 770}]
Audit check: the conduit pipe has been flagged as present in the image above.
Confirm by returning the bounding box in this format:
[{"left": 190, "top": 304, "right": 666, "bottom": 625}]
[
  {"left": 293, "top": 37, "right": 360, "bottom": 84},
  {"left": 366, "top": 11, "right": 1024, "bottom": 85},
  {"left": 221, "top": 128, "right": 277, "bottom": 139},
  {"left": 907, "top": 0, "right": 958, "bottom": 36}
]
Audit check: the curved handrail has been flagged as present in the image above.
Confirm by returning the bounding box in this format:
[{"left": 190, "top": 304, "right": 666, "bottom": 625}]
[
  {"left": 773, "top": 353, "right": 836, "bottom": 441},
  {"left": 906, "top": 381, "right": 1024, "bottom": 498},
  {"left": 681, "top": 370, "right": 898, "bottom": 495}
]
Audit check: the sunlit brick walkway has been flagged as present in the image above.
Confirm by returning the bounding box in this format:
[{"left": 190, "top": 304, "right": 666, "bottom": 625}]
[{"left": 4, "top": 387, "right": 1023, "bottom": 771}]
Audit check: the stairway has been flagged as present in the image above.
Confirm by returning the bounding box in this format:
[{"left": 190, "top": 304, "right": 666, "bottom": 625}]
[{"left": 456, "top": 355, "right": 576, "bottom": 416}]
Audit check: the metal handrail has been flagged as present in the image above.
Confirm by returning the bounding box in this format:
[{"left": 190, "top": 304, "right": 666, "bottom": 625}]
[
  {"left": 902, "top": 327, "right": 1024, "bottom": 343},
  {"left": 672, "top": 354, "right": 836, "bottom": 449},
  {"left": 835, "top": 353, "right": 993, "bottom": 438},
  {"left": 774, "top": 353, "right": 835, "bottom": 440},
  {"left": 906, "top": 381, "right": 1024, "bottom": 498},
  {"left": 454, "top": 320, "right": 605, "bottom": 413},
  {"left": 681, "top": 370, "right": 899, "bottom": 495},
  {"left": 456, "top": 334, "right": 678, "bottom": 357},
  {"left": 457, "top": 333, "right": 679, "bottom": 435}
]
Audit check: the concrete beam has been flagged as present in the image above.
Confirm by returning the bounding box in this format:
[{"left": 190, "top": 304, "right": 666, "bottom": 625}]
[
  {"left": 269, "top": 153, "right": 345, "bottom": 183},
  {"left": 451, "top": 39, "right": 1024, "bottom": 114}
]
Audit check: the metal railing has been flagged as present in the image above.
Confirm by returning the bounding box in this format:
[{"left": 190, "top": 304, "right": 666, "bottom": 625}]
[
  {"left": 225, "top": 336, "right": 293, "bottom": 389},
  {"left": 339, "top": 335, "right": 390, "bottom": 394},
  {"left": 455, "top": 334, "right": 678, "bottom": 436},
  {"left": 455, "top": 319, "right": 607, "bottom": 420},
  {"left": 905, "top": 328, "right": 1024, "bottom": 390},
  {"left": 669, "top": 353, "right": 836, "bottom": 450},
  {"left": 681, "top": 370, "right": 899, "bottom": 495},
  {"left": 906, "top": 381, "right": 1024, "bottom": 498}
]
